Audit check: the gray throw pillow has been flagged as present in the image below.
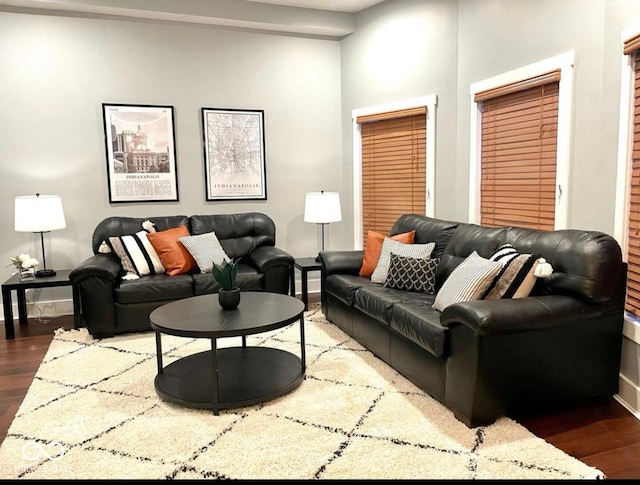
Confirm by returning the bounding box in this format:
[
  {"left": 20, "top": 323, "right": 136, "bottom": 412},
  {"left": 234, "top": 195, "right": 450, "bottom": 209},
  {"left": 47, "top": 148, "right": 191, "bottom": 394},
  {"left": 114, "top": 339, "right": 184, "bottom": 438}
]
[{"left": 179, "top": 231, "right": 230, "bottom": 273}]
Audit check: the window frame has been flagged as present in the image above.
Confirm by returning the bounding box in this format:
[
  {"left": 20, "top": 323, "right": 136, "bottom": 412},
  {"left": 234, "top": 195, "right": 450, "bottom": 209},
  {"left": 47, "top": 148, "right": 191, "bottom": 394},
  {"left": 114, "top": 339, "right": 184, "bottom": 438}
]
[
  {"left": 352, "top": 95, "right": 437, "bottom": 250},
  {"left": 468, "top": 52, "right": 575, "bottom": 229},
  {"left": 614, "top": 23, "right": 640, "bottom": 342}
]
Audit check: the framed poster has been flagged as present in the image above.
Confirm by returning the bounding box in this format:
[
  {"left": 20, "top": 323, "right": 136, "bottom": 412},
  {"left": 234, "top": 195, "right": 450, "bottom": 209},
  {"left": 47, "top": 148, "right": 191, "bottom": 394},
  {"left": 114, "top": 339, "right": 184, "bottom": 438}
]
[
  {"left": 201, "top": 107, "right": 267, "bottom": 201},
  {"left": 102, "top": 103, "right": 179, "bottom": 203}
]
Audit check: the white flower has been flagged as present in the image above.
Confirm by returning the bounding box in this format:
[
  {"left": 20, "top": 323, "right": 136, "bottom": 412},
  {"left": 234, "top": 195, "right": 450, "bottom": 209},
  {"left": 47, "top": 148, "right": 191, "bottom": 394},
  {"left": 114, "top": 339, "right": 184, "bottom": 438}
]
[
  {"left": 9, "top": 254, "right": 39, "bottom": 269},
  {"left": 22, "top": 257, "right": 39, "bottom": 269}
]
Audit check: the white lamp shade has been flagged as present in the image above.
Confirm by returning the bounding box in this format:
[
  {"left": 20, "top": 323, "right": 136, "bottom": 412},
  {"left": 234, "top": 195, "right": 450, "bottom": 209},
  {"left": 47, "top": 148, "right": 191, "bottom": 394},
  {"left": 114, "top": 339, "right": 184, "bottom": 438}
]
[
  {"left": 304, "top": 191, "right": 342, "bottom": 224},
  {"left": 15, "top": 195, "right": 67, "bottom": 232}
]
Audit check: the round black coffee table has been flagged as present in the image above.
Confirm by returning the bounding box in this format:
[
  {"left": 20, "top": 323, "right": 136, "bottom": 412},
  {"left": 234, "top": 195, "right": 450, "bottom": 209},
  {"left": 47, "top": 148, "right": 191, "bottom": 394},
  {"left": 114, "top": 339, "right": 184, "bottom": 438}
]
[{"left": 149, "top": 292, "right": 306, "bottom": 414}]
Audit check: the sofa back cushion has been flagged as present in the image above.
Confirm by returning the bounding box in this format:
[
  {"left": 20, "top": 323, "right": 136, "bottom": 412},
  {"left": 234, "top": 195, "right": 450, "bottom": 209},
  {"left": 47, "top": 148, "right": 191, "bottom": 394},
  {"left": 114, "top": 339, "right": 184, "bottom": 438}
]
[
  {"left": 390, "top": 214, "right": 459, "bottom": 259},
  {"left": 437, "top": 224, "right": 506, "bottom": 288},
  {"left": 189, "top": 213, "right": 276, "bottom": 260},
  {"left": 504, "top": 227, "right": 624, "bottom": 304},
  {"left": 92, "top": 216, "right": 189, "bottom": 255},
  {"left": 393, "top": 214, "right": 624, "bottom": 305}
]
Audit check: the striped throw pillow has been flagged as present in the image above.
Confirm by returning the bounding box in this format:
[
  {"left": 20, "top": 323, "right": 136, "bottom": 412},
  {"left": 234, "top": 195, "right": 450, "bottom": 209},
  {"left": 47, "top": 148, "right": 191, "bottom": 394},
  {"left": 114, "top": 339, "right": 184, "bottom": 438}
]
[
  {"left": 371, "top": 238, "right": 436, "bottom": 284},
  {"left": 432, "top": 251, "right": 503, "bottom": 311},
  {"left": 482, "top": 244, "right": 543, "bottom": 299},
  {"left": 107, "top": 230, "right": 165, "bottom": 280}
]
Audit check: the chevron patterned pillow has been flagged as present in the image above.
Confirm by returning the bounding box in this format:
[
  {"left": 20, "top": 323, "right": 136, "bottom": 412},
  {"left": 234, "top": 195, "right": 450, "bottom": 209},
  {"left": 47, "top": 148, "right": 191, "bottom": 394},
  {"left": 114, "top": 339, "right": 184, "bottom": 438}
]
[{"left": 384, "top": 253, "right": 439, "bottom": 293}]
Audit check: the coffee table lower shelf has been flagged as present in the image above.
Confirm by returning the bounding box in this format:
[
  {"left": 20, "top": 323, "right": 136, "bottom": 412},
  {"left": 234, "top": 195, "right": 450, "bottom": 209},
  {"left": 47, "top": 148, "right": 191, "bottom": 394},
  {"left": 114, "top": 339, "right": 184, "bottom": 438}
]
[{"left": 154, "top": 346, "right": 304, "bottom": 412}]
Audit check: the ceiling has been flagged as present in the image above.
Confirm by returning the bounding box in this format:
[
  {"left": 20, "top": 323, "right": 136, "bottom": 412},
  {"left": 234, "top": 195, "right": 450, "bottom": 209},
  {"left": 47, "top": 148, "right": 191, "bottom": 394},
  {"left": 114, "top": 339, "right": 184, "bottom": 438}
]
[
  {"left": 247, "top": 0, "right": 386, "bottom": 13},
  {"left": 0, "top": 0, "right": 387, "bottom": 38}
]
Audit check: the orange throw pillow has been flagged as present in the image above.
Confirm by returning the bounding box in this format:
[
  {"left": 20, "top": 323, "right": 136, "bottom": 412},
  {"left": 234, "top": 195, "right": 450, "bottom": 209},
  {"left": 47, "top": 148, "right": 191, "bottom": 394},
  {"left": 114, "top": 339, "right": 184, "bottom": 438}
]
[
  {"left": 359, "top": 230, "right": 416, "bottom": 277},
  {"left": 147, "top": 225, "right": 198, "bottom": 276}
]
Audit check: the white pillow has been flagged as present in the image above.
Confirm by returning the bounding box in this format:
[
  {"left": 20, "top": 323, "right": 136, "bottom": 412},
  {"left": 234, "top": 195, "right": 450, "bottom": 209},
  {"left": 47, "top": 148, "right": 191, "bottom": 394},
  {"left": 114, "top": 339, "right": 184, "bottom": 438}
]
[
  {"left": 179, "top": 231, "right": 230, "bottom": 273},
  {"left": 371, "top": 238, "right": 435, "bottom": 284},
  {"left": 432, "top": 251, "right": 503, "bottom": 311}
]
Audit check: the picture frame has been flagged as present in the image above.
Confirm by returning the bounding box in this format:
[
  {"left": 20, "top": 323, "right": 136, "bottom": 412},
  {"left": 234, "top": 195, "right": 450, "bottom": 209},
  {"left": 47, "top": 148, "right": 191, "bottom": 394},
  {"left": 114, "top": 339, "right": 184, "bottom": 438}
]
[
  {"left": 102, "top": 103, "right": 179, "bottom": 203},
  {"left": 201, "top": 107, "right": 267, "bottom": 201}
]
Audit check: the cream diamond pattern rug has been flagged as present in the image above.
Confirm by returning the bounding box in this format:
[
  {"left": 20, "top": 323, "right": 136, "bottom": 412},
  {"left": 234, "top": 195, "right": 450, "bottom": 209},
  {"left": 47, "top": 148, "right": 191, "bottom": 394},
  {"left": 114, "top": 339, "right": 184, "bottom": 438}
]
[{"left": 0, "top": 304, "right": 604, "bottom": 479}]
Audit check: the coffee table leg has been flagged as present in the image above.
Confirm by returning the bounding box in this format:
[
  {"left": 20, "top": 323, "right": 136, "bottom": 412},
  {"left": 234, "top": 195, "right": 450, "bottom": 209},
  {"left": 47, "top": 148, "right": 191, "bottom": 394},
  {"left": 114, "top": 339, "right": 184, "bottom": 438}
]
[
  {"left": 299, "top": 314, "right": 306, "bottom": 371},
  {"left": 211, "top": 338, "right": 219, "bottom": 416},
  {"left": 155, "top": 331, "right": 163, "bottom": 374}
]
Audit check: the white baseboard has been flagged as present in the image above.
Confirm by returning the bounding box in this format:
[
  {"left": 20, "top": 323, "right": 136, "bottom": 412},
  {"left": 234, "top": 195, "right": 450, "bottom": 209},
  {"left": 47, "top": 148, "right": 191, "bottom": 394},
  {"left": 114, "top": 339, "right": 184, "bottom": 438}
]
[
  {"left": 0, "top": 298, "right": 74, "bottom": 322},
  {"left": 616, "top": 375, "right": 640, "bottom": 421}
]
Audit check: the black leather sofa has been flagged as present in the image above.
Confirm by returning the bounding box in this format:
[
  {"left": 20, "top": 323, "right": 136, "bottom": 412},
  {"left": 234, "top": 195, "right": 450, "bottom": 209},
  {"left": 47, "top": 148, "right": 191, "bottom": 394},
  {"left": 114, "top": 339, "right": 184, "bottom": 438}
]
[
  {"left": 70, "top": 212, "right": 294, "bottom": 338},
  {"left": 320, "top": 214, "right": 626, "bottom": 427}
]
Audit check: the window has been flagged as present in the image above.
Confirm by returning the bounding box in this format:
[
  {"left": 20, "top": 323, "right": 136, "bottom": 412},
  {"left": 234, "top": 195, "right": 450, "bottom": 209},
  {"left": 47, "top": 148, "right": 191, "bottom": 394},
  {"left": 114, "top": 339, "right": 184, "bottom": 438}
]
[
  {"left": 352, "top": 96, "right": 437, "bottom": 249},
  {"left": 615, "top": 31, "right": 640, "bottom": 317},
  {"left": 469, "top": 53, "right": 574, "bottom": 230},
  {"left": 476, "top": 73, "right": 559, "bottom": 230}
]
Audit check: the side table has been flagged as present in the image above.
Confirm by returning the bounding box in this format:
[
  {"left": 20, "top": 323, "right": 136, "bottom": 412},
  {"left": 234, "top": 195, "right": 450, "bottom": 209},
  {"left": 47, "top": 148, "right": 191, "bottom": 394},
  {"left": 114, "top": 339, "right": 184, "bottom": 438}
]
[
  {"left": 292, "top": 257, "right": 322, "bottom": 311},
  {"left": 2, "top": 269, "right": 81, "bottom": 339}
]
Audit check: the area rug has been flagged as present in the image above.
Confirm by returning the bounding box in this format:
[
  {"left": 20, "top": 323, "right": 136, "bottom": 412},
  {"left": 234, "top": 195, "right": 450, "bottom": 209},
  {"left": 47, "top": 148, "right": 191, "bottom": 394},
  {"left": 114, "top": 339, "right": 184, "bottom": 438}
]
[{"left": 0, "top": 304, "right": 604, "bottom": 479}]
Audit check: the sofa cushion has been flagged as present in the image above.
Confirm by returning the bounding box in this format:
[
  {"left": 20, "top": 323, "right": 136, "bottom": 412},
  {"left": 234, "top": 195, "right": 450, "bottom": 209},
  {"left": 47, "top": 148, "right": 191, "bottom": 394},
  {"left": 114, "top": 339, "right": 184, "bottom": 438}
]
[
  {"left": 433, "top": 251, "right": 503, "bottom": 311},
  {"left": 385, "top": 254, "right": 439, "bottom": 294},
  {"left": 106, "top": 230, "right": 165, "bottom": 279},
  {"left": 147, "top": 225, "right": 198, "bottom": 276},
  {"left": 325, "top": 274, "right": 370, "bottom": 306},
  {"left": 371, "top": 239, "right": 435, "bottom": 284},
  {"left": 114, "top": 273, "right": 194, "bottom": 304},
  {"left": 391, "top": 299, "right": 446, "bottom": 358},
  {"left": 192, "top": 263, "right": 263, "bottom": 295},
  {"left": 354, "top": 285, "right": 417, "bottom": 325},
  {"left": 359, "top": 230, "right": 416, "bottom": 277},
  {"left": 179, "top": 231, "right": 230, "bottom": 273}
]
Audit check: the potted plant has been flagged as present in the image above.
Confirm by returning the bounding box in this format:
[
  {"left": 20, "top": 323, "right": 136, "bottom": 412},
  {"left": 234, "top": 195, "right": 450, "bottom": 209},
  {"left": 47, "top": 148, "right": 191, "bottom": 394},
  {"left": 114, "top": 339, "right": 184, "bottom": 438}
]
[{"left": 212, "top": 259, "right": 240, "bottom": 310}]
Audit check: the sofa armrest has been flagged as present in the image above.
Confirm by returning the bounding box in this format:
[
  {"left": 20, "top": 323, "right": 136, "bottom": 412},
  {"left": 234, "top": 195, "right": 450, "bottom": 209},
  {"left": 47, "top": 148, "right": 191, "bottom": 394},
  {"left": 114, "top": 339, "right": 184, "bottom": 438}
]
[
  {"left": 439, "top": 295, "right": 597, "bottom": 336},
  {"left": 245, "top": 246, "right": 294, "bottom": 294},
  {"left": 245, "top": 245, "right": 294, "bottom": 272},
  {"left": 69, "top": 254, "right": 121, "bottom": 283},
  {"left": 69, "top": 255, "right": 121, "bottom": 336},
  {"left": 319, "top": 250, "right": 364, "bottom": 276}
]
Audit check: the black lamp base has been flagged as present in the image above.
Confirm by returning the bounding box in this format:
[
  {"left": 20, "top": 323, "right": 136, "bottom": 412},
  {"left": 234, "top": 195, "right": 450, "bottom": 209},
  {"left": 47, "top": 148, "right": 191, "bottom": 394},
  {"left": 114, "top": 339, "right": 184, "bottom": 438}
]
[{"left": 36, "top": 269, "right": 56, "bottom": 278}]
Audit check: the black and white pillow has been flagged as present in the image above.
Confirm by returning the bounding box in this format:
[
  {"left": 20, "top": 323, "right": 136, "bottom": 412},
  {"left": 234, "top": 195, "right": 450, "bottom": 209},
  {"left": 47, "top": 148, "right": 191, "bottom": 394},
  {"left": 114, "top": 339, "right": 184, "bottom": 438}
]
[
  {"left": 483, "top": 244, "right": 551, "bottom": 299},
  {"left": 371, "top": 238, "right": 436, "bottom": 284},
  {"left": 432, "top": 251, "right": 503, "bottom": 311},
  {"left": 106, "top": 230, "right": 165, "bottom": 280},
  {"left": 179, "top": 231, "right": 230, "bottom": 273},
  {"left": 384, "top": 253, "right": 439, "bottom": 294}
]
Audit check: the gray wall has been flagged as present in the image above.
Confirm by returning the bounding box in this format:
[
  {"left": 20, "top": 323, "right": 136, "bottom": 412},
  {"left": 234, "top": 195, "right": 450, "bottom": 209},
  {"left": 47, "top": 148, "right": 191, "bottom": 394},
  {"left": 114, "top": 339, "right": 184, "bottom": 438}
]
[
  {"left": 0, "top": 10, "right": 342, "bottom": 310},
  {"left": 340, "top": 0, "right": 640, "bottom": 237}
]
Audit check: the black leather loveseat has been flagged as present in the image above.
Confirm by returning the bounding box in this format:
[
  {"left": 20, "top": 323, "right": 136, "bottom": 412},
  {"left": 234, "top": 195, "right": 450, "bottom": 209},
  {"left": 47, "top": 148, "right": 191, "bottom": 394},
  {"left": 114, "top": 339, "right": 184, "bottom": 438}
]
[
  {"left": 70, "top": 212, "right": 293, "bottom": 338},
  {"left": 320, "top": 214, "right": 626, "bottom": 428}
]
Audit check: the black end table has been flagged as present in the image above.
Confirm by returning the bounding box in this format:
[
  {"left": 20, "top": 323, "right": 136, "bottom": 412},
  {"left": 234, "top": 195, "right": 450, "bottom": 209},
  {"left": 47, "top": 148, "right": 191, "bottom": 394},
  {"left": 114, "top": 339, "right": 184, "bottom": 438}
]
[
  {"left": 292, "top": 257, "right": 322, "bottom": 311},
  {"left": 2, "top": 269, "right": 81, "bottom": 339}
]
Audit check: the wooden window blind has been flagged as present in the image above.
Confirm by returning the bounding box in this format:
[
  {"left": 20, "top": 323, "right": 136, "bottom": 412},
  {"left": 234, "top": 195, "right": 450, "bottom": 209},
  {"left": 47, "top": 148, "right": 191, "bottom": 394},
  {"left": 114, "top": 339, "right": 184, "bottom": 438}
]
[
  {"left": 625, "top": 52, "right": 640, "bottom": 317},
  {"left": 358, "top": 109, "right": 426, "bottom": 245},
  {"left": 479, "top": 79, "right": 559, "bottom": 230}
]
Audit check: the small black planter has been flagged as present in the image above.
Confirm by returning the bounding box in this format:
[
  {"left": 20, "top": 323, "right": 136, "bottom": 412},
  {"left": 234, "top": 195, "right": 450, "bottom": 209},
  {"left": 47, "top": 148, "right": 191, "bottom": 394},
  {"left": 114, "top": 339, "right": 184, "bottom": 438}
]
[{"left": 218, "top": 288, "right": 241, "bottom": 310}]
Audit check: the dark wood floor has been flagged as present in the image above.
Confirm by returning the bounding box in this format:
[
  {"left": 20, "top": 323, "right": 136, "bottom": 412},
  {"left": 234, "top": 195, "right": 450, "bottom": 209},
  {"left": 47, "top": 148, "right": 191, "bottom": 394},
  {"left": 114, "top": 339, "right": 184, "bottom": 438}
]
[{"left": 1, "top": 314, "right": 640, "bottom": 479}]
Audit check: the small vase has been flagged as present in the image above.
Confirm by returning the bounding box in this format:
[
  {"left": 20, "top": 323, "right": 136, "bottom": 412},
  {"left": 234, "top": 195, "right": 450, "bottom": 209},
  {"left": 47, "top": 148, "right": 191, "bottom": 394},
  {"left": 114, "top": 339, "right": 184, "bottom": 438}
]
[
  {"left": 19, "top": 267, "right": 36, "bottom": 281},
  {"left": 218, "top": 287, "right": 241, "bottom": 310}
]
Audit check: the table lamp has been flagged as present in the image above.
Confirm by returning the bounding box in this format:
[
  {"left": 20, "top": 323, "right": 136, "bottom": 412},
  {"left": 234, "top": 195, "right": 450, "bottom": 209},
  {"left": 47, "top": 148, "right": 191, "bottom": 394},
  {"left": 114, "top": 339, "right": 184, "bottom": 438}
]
[
  {"left": 304, "top": 190, "right": 342, "bottom": 261},
  {"left": 15, "top": 193, "right": 67, "bottom": 277}
]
